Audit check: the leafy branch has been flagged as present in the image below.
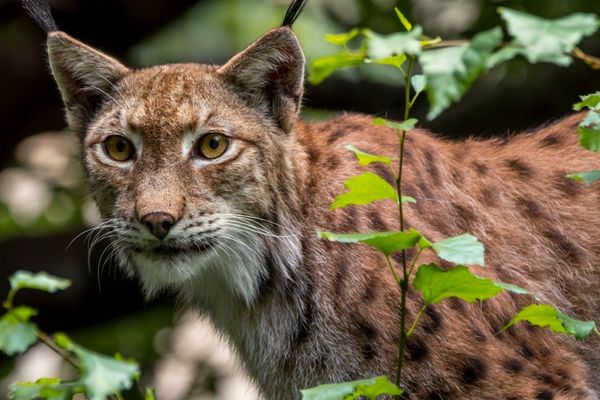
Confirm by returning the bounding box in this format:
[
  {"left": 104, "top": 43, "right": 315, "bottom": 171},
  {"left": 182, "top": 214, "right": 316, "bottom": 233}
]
[{"left": 303, "top": 5, "right": 600, "bottom": 400}]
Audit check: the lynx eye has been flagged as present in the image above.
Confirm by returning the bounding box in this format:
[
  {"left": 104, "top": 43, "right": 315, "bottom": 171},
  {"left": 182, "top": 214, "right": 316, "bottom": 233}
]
[
  {"left": 103, "top": 135, "right": 135, "bottom": 162},
  {"left": 194, "top": 133, "right": 229, "bottom": 160}
]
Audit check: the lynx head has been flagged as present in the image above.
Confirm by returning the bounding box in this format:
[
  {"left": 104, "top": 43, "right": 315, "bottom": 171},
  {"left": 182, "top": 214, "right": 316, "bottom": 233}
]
[{"left": 25, "top": 0, "right": 307, "bottom": 304}]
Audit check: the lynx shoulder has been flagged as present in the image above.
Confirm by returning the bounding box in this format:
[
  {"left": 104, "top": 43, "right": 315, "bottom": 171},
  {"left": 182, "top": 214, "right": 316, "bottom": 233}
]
[{"left": 23, "top": 0, "right": 600, "bottom": 398}]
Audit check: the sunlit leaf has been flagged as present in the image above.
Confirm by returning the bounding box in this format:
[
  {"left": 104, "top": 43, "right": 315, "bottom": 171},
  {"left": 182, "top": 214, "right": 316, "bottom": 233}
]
[
  {"left": 309, "top": 51, "right": 367, "bottom": 85},
  {"left": 366, "top": 26, "right": 422, "bottom": 60},
  {"left": 301, "top": 376, "right": 402, "bottom": 400},
  {"left": 414, "top": 264, "right": 503, "bottom": 305},
  {"left": 330, "top": 173, "right": 397, "bottom": 210},
  {"left": 431, "top": 234, "right": 485, "bottom": 266},
  {"left": 345, "top": 144, "right": 392, "bottom": 166},
  {"left": 420, "top": 27, "right": 502, "bottom": 120},
  {"left": 490, "top": 8, "right": 599, "bottom": 67},
  {"left": 411, "top": 74, "right": 427, "bottom": 94},
  {"left": 0, "top": 306, "right": 38, "bottom": 356},
  {"left": 325, "top": 29, "right": 361, "bottom": 46},
  {"left": 373, "top": 117, "right": 418, "bottom": 132},
  {"left": 54, "top": 333, "right": 139, "bottom": 400},
  {"left": 145, "top": 388, "right": 157, "bottom": 400},
  {"left": 372, "top": 54, "right": 407, "bottom": 69},
  {"left": 578, "top": 111, "right": 600, "bottom": 152},
  {"left": 394, "top": 7, "right": 412, "bottom": 32},
  {"left": 567, "top": 170, "right": 600, "bottom": 185},
  {"left": 573, "top": 92, "right": 600, "bottom": 111},
  {"left": 9, "top": 271, "right": 71, "bottom": 293},
  {"left": 317, "top": 229, "right": 422, "bottom": 256},
  {"left": 9, "top": 379, "right": 78, "bottom": 400},
  {"left": 503, "top": 304, "right": 596, "bottom": 341}
]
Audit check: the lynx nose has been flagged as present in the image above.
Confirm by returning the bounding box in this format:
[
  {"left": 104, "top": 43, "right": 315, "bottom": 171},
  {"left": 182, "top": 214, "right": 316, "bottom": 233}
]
[{"left": 141, "top": 212, "right": 176, "bottom": 240}]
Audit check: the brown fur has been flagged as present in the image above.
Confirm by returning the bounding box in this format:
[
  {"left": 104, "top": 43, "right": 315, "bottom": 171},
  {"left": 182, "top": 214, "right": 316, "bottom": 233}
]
[{"left": 43, "top": 24, "right": 600, "bottom": 400}]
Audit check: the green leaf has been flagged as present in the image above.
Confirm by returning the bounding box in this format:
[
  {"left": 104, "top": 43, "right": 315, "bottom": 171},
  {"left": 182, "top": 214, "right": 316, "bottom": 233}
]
[
  {"left": 503, "top": 304, "right": 596, "bottom": 341},
  {"left": 301, "top": 376, "right": 402, "bottom": 400},
  {"left": 145, "top": 388, "right": 157, "bottom": 400},
  {"left": 9, "top": 271, "right": 71, "bottom": 293},
  {"left": 492, "top": 8, "right": 599, "bottom": 67},
  {"left": 325, "top": 29, "right": 361, "bottom": 46},
  {"left": 411, "top": 74, "right": 427, "bottom": 94},
  {"left": 401, "top": 196, "right": 417, "bottom": 203},
  {"left": 578, "top": 111, "right": 600, "bottom": 152},
  {"left": 420, "top": 27, "right": 502, "bottom": 120},
  {"left": 317, "top": 229, "right": 422, "bottom": 256},
  {"left": 573, "top": 92, "right": 600, "bottom": 111},
  {"left": 372, "top": 54, "right": 407, "bottom": 69},
  {"left": 366, "top": 26, "right": 422, "bottom": 60},
  {"left": 309, "top": 51, "right": 367, "bottom": 85},
  {"left": 54, "top": 333, "right": 140, "bottom": 400},
  {"left": 414, "top": 264, "right": 503, "bottom": 305},
  {"left": 493, "top": 282, "right": 531, "bottom": 296},
  {"left": 330, "top": 173, "right": 397, "bottom": 210},
  {"left": 345, "top": 144, "right": 392, "bottom": 166},
  {"left": 431, "top": 234, "right": 485, "bottom": 266},
  {"left": 373, "top": 117, "right": 418, "bottom": 131},
  {"left": 567, "top": 170, "right": 600, "bottom": 185},
  {"left": 394, "top": 7, "right": 412, "bottom": 32},
  {"left": 0, "top": 306, "right": 38, "bottom": 356},
  {"left": 9, "top": 379, "right": 78, "bottom": 400}
]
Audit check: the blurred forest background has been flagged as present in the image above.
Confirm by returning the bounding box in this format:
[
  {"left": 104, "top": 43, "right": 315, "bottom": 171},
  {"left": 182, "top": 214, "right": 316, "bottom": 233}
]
[{"left": 0, "top": 0, "right": 599, "bottom": 398}]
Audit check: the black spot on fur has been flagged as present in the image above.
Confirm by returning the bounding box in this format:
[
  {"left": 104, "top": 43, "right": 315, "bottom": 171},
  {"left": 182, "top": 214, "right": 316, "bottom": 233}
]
[
  {"left": 361, "top": 274, "right": 377, "bottom": 303},
  {"left": 451, "top": 167, "right": 465, "bottom": 185},
  {"left": 356, "top": 317, "right": 378, "bottom": 340},
  {"left": 503, "top": 358, "right": 524, "bottom": 374},
  {"left": 427, "top": 391, "right": 451, "bottom": 400},
  {"left": 536, "top": 390, "right": 553, "bottom": 400},
  {"left": 520, "top": 344, "right": 535, "bottom": 359},
  {"left": 368, "top": 209, "right": 388, "bottom": 231},
  {"left": 555, "top": 173, "right": 581, "bottom": 196},
  {"left": 326, "top": 154, "right": 340, "bottom": 169},
  {"left": 450, "top": 202, "right": 476, "bottom": 231},
  {"left": 425, "top": 150, "right": 441, "bottom": 183},
  {"left": 460, "top": 358, "right": 487, "bottom": 384},
  {"left": 326, "top": 129, "right": 348, "bottom": 144},
  {"left": 540, "top": 133, "right": 563, "bottom": 148},
  {"left": 422, "top": 306, "right": 443, "bottom": 334},
  {"left": 372, "top": 163, "right": 396, "bottom": 186},
  {"left": 360, "top": 341, "right": 377, "bottom": 361},
  {"left": 256, "top": 253, "right": 276, "bottom": 302},
  {"left": 333, "top": 259, "right": 349, "bottom": 296},
  {"left": 473, "top": 162, "right": 488, "bottom": 176},
  {"left": 447, "top": 298, "right": 466, "bottom": 312},
  {"left": 405, "top": 337, "right": 429, "bottom": 361},
  {"left": 472, "top": 328, "right": 487, "bottom": 342},
  {"left": 305, "top": 145, "right": 320, "bottom": 164},
  {"left": 516, "top": 197, "right": 545, "bottom": 219},
  {"left": 506, "top": 158, "right": 533, "bottom": 179},
  {"left": 292, "top": 301, "right": 314, "bottom": 345},
  {"left": 542, "top": 229, "right": 580, "bottom": 261}
]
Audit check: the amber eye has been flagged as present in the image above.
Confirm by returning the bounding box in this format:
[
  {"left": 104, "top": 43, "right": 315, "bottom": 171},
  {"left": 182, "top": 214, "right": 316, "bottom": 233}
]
[
  {"left": 103, "top": 135, "right": 135, "bottom": 162},
  {"left": 195, "top": 133, "right": 229, "bottom": 160}
]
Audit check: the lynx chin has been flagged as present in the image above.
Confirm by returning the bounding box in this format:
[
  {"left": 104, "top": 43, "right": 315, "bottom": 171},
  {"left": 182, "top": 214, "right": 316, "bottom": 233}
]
[{"left": 24, "top": 0, "right": 600, "bottom": 398}]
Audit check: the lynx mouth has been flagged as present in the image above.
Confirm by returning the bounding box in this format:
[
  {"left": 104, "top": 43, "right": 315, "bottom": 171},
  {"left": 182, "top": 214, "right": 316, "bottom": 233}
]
[{"left": 151, "top": 241, "right": 214, "bottom": 256}]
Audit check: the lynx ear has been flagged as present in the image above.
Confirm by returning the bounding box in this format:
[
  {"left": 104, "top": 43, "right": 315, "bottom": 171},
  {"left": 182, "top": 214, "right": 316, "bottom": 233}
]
[
  {"left": 218, "top": 27, "right": 305, "bottom": 133},
  {"left": 47, "top": 32, "right": 129, "bottom": 136}
]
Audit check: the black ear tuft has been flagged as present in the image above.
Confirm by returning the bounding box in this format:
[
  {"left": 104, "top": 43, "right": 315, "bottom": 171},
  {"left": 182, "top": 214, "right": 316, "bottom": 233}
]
[
  {"left": 22, "top": 0, "right": 58, "bottom": 33},
  {"left": 281, "top": 0, "right": 308, "bottom": 27}
]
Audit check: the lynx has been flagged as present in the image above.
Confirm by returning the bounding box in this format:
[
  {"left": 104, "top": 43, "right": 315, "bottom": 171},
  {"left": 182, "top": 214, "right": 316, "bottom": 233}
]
[{"left": 24, "top": 0, "right": 600, "bottom": 398}]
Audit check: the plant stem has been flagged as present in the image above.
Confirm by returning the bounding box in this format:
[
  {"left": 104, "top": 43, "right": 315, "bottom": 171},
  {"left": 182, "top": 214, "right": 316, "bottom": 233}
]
[
  {"left": 36, "top": 330, "right": 78, "bottom": 369},
  {"left": 406, "top": 305, "right": 427, "bottom": 337},
  {"left": 394, "top": 55, "right": 416, "bottom": 390}
]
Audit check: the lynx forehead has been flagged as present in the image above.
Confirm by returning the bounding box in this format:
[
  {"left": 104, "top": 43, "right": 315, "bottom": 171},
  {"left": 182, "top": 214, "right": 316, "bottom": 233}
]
[{"left": 24, "top": 0, "right": 600, "bottom": 398}]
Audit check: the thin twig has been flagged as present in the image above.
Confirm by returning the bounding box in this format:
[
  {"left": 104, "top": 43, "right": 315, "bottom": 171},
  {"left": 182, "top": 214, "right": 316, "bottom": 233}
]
[{"left": 36, "top": 330, "right": 78, "bottom": 369}]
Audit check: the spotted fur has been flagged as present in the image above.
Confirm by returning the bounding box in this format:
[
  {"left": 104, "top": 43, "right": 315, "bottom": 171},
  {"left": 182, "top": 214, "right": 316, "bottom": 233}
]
[{"left": 30, "top": 4, "right": 600, "bottom": 400}]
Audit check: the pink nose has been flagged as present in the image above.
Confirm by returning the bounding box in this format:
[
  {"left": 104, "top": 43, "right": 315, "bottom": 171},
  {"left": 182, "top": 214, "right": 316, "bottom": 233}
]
[{"left": 141, "top": 212, "right": 175, "bottom": 240}]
